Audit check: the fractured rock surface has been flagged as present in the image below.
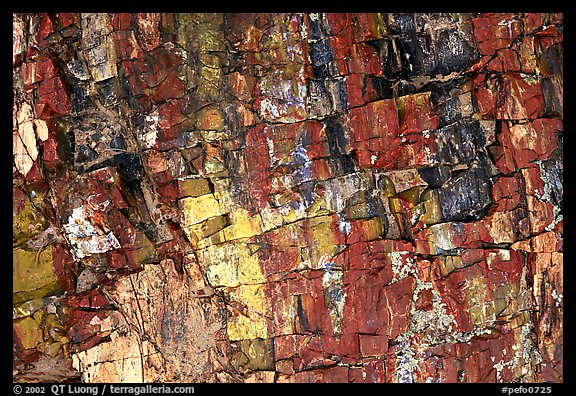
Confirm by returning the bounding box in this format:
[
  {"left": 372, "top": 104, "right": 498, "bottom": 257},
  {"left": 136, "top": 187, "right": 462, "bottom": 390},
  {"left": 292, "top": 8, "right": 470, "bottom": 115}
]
[{"left": 13, "top": 12, "right": 562, "bottom": 383}]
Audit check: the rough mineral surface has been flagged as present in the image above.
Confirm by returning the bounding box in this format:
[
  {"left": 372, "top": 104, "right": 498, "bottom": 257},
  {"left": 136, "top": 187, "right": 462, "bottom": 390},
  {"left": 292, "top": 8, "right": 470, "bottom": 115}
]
[{"left": 13, "top": 13, "right": 563, "bottom": 383}]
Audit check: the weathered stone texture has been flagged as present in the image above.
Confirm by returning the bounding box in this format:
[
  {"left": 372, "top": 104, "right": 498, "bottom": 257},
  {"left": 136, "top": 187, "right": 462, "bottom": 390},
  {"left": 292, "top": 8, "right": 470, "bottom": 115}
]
[{"left": 13, "top": 12, "right": 562, "bottom": 383}]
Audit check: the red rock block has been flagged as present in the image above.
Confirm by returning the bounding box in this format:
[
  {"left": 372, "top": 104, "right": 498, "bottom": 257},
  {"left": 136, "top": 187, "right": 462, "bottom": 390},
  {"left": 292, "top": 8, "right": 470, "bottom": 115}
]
[
  {"left": 133, "top": 48, "right": 179, "bottom": 89},
  {"left": 40, "top": 133, "right": 63, "bottom": 172},
  {"left": 534, "top": 24, "right": 559, "bottom": 38},
  {"left": 459, "top": 248, "right": 487, "bottom": 268},
  {"left": 518, "top": 36, "right": 538, "bottom": 74},
  {"left": 343, "top": 240, "right": 394, "bottom": 275},
  {"left": 471, "top": 73, "right": 499, "bottom": 119},
  {"left": 472, "top": 15, "right": 522, "bottom": 56},
  {"left": 359, "top": 334, "right": 388, "bottom": 357},
  {"left": 524, "top": 13, "right": 545, "bottom": 34},
  {"left": 135, "top": 13, "right": 161, "bottom": 52},
  {"left": 385, "top": 276, "right": 415, "bottom": 339},
  {"left": 110, "top": 13, "right": 133, "bottom": 30},
  {"left": 352, "top": 13, "right": 384, "bottom": 42},
  {"left": 22, "top": 57, "right": 56, "bottom": 89},
  {"left": 291, "top": 365, "right": 350, "bottom": 383},
  {"left": 491, "top": 174, "right": 524, "bottom": 212},
  {"left": 37, "top": 14, "right": 55, "bottom": 47},
  {"left": 347, "top": 99, "right": 400, "bottom": 168},
  {"left": 344, "top": 218, "right": 381, "bottom": 245},
  {"left": 462, "top": 351, "right": 497, "bottom": 382},
  {"left": 362, "top": 359, "right": 386, "bottom": 383},
  {"left": 108, "top": 250, "right": 129, "bottom": 270},
  {"left": 67, "top": 310, "right": 116, "bottom": 352},
  {"left": 68, "top": 288, "right": 111, "bottom": 310},
  {"left": 325, "top": 13, "right": 354, "bottom": 39},
  {"left": 432, "top": 270, "right": 474, "bottom": 333},
  {"left": 396, "top": 93, "right": 439, "bottom": 135},
  {"left": 345, "top": 73, "right": 378, "bottom": 108},
  {"left": 320, "top": 334, "right": 361, "bottom": 364},
  {"left": 36, "top": 77, "right": 72, "bottom": 117},
  {"left": 530, "top": 117, "right": 562, "bottom": 155},
  {"left": 259, "top": 246, "right": 299, "bottom": 282},
  {"left": 536, "top": 33, "right": 563, "bottom": 54},
  {"left": 497, "top": 48, "right": 521, "bottom": 71},
  {"left": 56, "top": 13, "right": 78, "bottom": 28},
  {"left": 347, "top": 43, "right": 383, "bottom": 76},
  {"left": 51, "top": 243, "right": 78, "bottom": 295},
  {"left": 485, "top": 248, "right": 525, "bottom": 285},
  {"left": 294, "top": 335, "right": 337, "bottom": 370},
  {"left": 347, "top": 367, "right": 364, "bottom": 382},
  {"left": 273, "top": 334, "right": 304, "bottom": 362},
  {"left": 327, "top": 28, "right": 355, "bottom": 75},
  {"left": 414, "top": 288, "right": 434, "bottom": 312},
  {"left": 120, "top": 60, "right": 146, "bottom": 97},
  {"left": 350, "top": 98, "right": 399, "bottom": 143},
  {"left": 498, "top": 119, "right": 560, "bottom": 173},
  {"left": 151, "top": 71, "right": 185, "bottom": 102},
  {"left": 477, "top": 334, "right": 519, "bottom": 381},
  {"left": 156, "top": 180, "right": 179, "bottom": 200},
  {"left": 310, "top": 158, "right": 331, "bottom": 180},
  {"left": 342, "top": 271, "right": 414, "bottom": 338},
  {"left": 410, "top": 344, "right": 459, "bottom": 382},
  {"left": 497, "top": 73, "right": 544, "bottom": 120},
  {"left": 23, "top": 162, "right": 44, "bottom": 184},
  {"left": 156, "top": 98, "right": 188, "bottom": 141},
  {"left": 467, "top": 55, "right": 492, "bottom": 73},
  {"left": 113, "top": 31, "right": 144, "bottom": 61},
  {"left": 485, "top": 56, "right": 504, "bottom": 73},
  {"left": 341, "top": 268, "right": 389, "bottom": 335},
  {"left": 245, "top": 124, "right": 273, "bottom": 210}
]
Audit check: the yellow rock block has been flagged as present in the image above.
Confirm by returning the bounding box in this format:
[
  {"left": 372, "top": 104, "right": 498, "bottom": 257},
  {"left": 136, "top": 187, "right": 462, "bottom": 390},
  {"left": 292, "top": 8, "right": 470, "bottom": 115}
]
[
  {"left": 355, "top": 216, "right": 384, "bottom": 241},
  {"left": 439, "top": 255, "right": 464, "bottom": 277},
  {"left": 237, "top": 338, "right": 275, "bottom": 371},
  {"left": 223, "top": 211, "right": 264, "bottom": 242},
  {"left": 260, "top": 206, "right": 284, "bottom": 232},
  {"left": 420, "top": 192, "right": 442, "bottom": 226},
  {"left": 185, "top": 215, "right": 229, "bottom": 245},
  {"left": 198, "top": 106, "right": 224, "bottom": 131},
  {"left": 178, "top": 178, "right": 212, "bottom": 198},
  {"left": 237, "top": 246, "right": 265, "bottom": 285},
  {"left": 181, "top": 193, "right": 223, "bottom": 226},
  {"left": 201, "top": 244, "right": 240, "bottom": 288},
  {"left": 13, "top": 247, "right": 59, "bottom": 305},
  {"left": 131, "top": 231, "right": 157, "bottom": 265},
  {"left": 13, "top": 192, "right": 49, "bottom": 247},
  {"left": 427, "top": 222, "right": 457, "bottom": 254},
  {"left": 307, "top": 216, "right": 341, "bottom": 266},
  {"left": 306, "top": 199, "right": 332, "bottom": 219},
  {"left": 13, "top": 315, "right": 43, "bottom": 351},
  {"left": 201, "top": 240, "right": 266, "bottom": 288},
  {"left": 226, "top": 284, "right": 269, "bottom": 341}
]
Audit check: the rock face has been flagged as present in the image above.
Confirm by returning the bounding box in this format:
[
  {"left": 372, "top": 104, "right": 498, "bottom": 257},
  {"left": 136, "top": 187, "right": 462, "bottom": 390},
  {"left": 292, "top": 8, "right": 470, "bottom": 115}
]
[{"left": 13, "top": 13, "right": 562, "bottom": 383}]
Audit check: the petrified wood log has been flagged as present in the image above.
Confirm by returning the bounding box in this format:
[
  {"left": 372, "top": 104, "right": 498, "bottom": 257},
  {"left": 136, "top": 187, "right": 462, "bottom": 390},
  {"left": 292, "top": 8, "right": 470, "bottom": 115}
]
[{"left": 13, "top": 13, "right": 562, "bottom": 383}]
